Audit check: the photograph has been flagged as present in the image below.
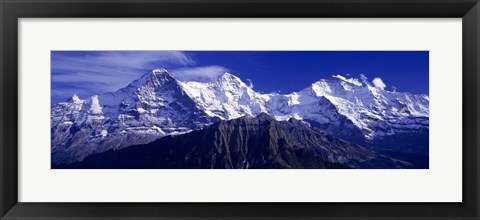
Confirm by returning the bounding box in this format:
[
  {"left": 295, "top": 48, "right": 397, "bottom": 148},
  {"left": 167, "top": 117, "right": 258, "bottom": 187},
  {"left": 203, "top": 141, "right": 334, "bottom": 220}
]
[{"left": 50, "top": 51, "right": 429, "bottom": 169}]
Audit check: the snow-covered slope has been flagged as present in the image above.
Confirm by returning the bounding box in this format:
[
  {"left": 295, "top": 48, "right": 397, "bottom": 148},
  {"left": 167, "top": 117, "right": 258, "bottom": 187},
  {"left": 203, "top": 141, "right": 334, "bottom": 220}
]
[
  {"left": 51, "top": 69, "right": 218, "bottom": 164},
  {"left": 269, "top": 75, "right": 429, "bottom": 142},
  {"left": 179, "top": 72, "right": 269, "bottom": 120},
  {"left": 51, "top": 69, "right": 429, "bottom": 164}
]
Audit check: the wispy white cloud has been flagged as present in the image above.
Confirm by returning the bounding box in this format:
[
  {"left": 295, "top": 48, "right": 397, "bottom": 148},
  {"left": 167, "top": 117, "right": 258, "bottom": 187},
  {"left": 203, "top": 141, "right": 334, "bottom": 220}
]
[
  {"left": 171, "top": 66, "right": 230, "bottom": 82},
  {"left": 52, "top": 51, "right": 193, "bottom": 84},
  {"left": 51, "top": 51, "right": 194, "bottom": 103}
]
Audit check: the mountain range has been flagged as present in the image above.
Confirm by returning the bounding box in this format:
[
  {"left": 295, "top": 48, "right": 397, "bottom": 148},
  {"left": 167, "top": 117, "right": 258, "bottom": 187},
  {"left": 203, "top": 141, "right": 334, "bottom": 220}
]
[{"left": 51, "top": 68, "right": 429, "bottom": 168}]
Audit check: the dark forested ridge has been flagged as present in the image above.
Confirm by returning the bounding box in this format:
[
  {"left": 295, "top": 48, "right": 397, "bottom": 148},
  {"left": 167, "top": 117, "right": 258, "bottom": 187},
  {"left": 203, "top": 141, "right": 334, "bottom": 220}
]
[{"left": 56, "top": 113, "right": 428, "bottom": 169}]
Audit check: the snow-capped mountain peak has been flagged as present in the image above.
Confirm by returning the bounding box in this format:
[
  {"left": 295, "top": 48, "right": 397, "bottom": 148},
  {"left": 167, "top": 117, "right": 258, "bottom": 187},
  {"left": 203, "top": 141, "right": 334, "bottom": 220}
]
[
  {"left": 152, "top": 68, "right": 169, "bottom": 75},
  {"left": 179, "top": 71, "right": 267, "bottom": 120},
  {"left": 68, "top": 94, "right": 84, "bottom": 104},
  {"left": 128, "top": 68, "right": 176, "bottom": 89},
  {"left": 217, "top": 72, "right": 244, "bottom": 83},
  {"left": 51, "top": 70, "right": 429, "bottom": 164}
]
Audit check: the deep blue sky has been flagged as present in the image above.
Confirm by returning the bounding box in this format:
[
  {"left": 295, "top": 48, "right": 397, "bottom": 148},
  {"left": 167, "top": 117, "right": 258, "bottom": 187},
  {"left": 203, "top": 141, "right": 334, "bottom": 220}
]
[{"left": 51, "top": 51, "right": 428, "bottom": 104}]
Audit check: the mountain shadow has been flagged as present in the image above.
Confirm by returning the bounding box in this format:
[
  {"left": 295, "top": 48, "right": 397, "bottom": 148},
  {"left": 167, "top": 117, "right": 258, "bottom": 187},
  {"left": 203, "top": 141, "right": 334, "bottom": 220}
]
[{"left": 56, "top": 113, "right": 428, "bottom": 169}]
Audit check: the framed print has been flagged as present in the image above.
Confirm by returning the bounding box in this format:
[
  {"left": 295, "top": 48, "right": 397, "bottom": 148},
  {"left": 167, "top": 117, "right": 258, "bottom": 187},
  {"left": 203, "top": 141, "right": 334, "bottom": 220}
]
[{"left": 1, "top": 0, "right": 479, "bottom": 219}]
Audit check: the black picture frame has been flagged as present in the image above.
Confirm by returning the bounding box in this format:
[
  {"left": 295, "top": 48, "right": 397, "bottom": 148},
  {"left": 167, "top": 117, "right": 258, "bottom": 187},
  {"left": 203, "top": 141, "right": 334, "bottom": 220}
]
[{"left": 1, "top": 0, "right": 479, "bottom": 219}]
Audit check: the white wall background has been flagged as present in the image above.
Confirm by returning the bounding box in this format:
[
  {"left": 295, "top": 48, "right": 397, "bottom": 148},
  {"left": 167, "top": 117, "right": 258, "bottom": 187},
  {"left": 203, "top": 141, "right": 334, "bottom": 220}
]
[{"left": 18, "top": 18, "right": 462, "bottom": 202}]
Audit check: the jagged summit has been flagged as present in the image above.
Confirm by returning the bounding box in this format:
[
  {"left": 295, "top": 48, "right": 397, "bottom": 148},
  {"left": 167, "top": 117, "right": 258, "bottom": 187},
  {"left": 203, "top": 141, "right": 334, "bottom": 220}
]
[
  {"left": 125, "top": 68, "right": 177, "bottom": 91},
  {"left": 67, "top": 94, "right": 83, "bottom": 103},
  {"left": 215, "top": 72, "right": 248, "bottom": 87},
  {"left": 255, "top": 112, "right": 271, "bottom": 120},
  {"left": 234, "top": 112, "right": 277, "bottom": 122},
  {"left": 141, "top": 68, "right": 172, "bottom": 79},
  {"left": 330, "top": 74, "right": 364, "bottom": 86},
  {"left": 152, "top": 68, "right": 169, "bottom": 75},
  {"left": 288, "top": 117, "right": 301, "bottom": 123},
  {"left": 218, "top": 72, "right": 238, "bottom": 80}
]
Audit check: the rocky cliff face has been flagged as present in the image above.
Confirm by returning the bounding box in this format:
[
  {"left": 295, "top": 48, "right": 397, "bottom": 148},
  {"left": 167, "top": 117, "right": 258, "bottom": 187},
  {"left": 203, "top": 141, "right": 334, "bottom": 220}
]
[{"left": 57, "top": 114, "right": 426, "bottom": 169}]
